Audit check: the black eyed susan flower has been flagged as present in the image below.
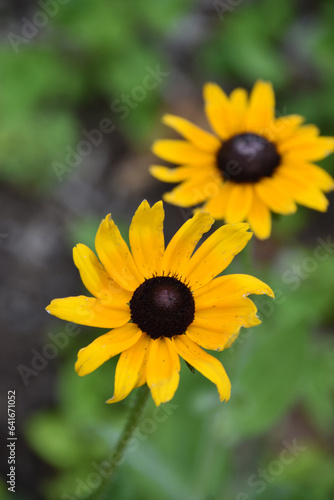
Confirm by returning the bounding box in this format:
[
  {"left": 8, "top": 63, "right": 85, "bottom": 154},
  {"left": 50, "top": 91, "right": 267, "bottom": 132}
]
[
  {"left": 46, "top": 201, "right": 273, "bottom": 406},
  {"left": 150, "top": 81, "right": 334, "bottom": 240}
]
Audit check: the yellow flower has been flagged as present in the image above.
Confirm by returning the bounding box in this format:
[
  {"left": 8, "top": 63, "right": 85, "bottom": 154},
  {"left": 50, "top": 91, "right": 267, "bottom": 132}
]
[
  {"left": 46, "top": 200, "right": 273, "bottom": 406},
  {"left": 150, "top": 81, "right": 334, "bottom": 239}
]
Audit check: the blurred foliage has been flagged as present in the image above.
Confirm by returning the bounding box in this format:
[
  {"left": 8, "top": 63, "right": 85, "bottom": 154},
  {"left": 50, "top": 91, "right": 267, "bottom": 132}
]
[
  {"left": 198, "top": 0, "right": 294, "bottom": 86},
  {"left": 0, "top": 0, "right": 193, "bottom": 189},
  {"left": 2, "top": 0, "right": 334, "bottom": 189}
]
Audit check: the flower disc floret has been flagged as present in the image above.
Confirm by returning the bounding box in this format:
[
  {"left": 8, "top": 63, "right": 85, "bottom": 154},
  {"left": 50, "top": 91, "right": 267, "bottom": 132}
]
[
  {"left": 217, "top": 133, "right": 281, "bottom": 183},
  {"left": 130, "top": 275, "right": 195, "bottom": 339}
]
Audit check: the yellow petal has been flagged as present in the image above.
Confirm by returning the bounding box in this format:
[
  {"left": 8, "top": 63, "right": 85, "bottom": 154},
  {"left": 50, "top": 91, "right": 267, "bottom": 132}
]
[
  {"left": 75, "top": 323, "right": 142, "bottom": 376},
  {"left": 73, "top": 244, "right": 131, "bottom": 305},
  {"left": 291, "top": 185, "right": 329, "bottom": 212},
  {"left": 162, "top": 114, "right": 221, "bottom": 152},
  {"left": 173, "top": 335, "right": 231, "bottom": 402},
  {"left": 134, "top": 367, "right": 147, "bottom": 389},
  {"left": 246, "top": 80, "right": 275, "bottom": 131},
  {"left": 202, "top": 182, "right": 232, "bottom": 219},
  {"left": 273, "top": 115, "right": 305, "bottom": 142},
  {"left": 255, "top": 177, "right": 297, "bottom": 214},
  {"left": 183, "top": 223, "right": 252, "bottom": 289},
  {"left": 278, "top": 124, "right": 319, "bottom": 153},
  {"left": 186, "top": 323, "right": 241, "bottom": 352},
  {"left": 284, "top": 137, "right": 334, "bottom": 161},
  {"left": 161, "top": 210, "right": 214, "bottom": 277},
  {"left": 152, "top": 140, "right": 215, "bottom": 165},
  {"left": 203, "top": 82, "right": 233, "bottom": 140},
  {"left": 95, "top": 214, "right": 143, "bottom": 291},
  {"left": 270, "top": 170, "right": 303, "bottom": 198},
  {"left": 193, "top": 298, "right": 261, "bottom": 329},
  {"left": 107, "top": 333, "right": 150, "bottom": 403},
  {"left": 46, "top": 296, "right": 130, "bottom": 328},
  {"left": 247, "top": 193, "right": 272, "bottom": 240},
  {"left": 224, "top": 183, "right": 254, "bottom": 224},
  {"left": 272, "top": 170, "right": 329, "bottom": 212},
  {"left": 191, "top": 314, "right": 257, "bottom": 340},
  {"left": 150, "top": 164, "right": 201, "bottom": 183},
  {"left": 280, "top": 163, "right": 334, "bottom": 192},
  {"left": 129, "top": 200, "right": 165, "bottom": 278},
  {"left": 163, "top": 171, "right": 222, "bottom": 207},
  {"left": 146, "top": 337, "right": 180, "bottom": 406},
  {"left": 230, "top": 87, "right": 248, "bottom": 115},
  {"left": 194, "top": 273, "right": 274, "bottom": 303},
  {"left": 229, "top": 87, "right": 249, "bottom": 133},
  {"left": 75, "top": 323, "right": 142, "bottom": 377}
]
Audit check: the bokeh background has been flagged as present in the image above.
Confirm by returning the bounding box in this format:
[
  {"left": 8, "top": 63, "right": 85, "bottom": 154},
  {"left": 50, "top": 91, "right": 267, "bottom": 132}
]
[{"left": 1, "top": 0, "right": 334, "bottom": 499}]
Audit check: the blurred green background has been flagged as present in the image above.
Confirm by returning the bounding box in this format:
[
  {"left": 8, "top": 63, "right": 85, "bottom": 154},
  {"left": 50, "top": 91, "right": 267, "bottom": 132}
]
[{"left": 1, "top": 0, "right": 334, "bottom": 499}]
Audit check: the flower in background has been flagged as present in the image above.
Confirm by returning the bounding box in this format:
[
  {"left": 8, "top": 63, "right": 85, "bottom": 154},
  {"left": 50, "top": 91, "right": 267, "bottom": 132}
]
[
  {"left": 150, "top": 81, "right": 334, "bottom": 239},
  {"left": 46, "top": 200, "right": 273, "bottom": 406}
]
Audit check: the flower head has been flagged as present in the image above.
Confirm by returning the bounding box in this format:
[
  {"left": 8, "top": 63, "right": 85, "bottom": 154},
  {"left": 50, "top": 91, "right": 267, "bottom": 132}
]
[
  {"left": 46, "top": 201, "right": 273, "bottom": 406},
  {"left": 150, "top": 81, "right": 334, "bottom": 239}
]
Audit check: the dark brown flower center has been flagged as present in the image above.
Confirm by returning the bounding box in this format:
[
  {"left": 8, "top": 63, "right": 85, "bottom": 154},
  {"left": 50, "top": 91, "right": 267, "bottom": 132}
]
[
  {"left": 130, "top": 276, "right": 195, "bottom": 340},
  {"left": 217, "top": 133, "right": 281, "bottom": 183}
]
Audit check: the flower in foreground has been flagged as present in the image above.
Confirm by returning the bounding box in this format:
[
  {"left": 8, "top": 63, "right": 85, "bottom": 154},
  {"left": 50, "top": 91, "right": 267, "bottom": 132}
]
[
  {"left": 46, "top": 200, "right": 273, "bottom": 406},
  {"left": 150, "top": 80, "right": 334, "bottom": 239}
]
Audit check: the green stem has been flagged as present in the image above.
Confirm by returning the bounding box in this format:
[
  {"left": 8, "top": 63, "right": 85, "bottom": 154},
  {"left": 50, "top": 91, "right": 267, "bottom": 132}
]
[{"left": 90, "top": 386, "right": 150, "bottom": 500}]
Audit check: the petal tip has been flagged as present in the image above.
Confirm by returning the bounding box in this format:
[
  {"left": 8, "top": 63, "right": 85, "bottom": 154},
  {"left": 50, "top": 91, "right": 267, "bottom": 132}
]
[
  {"left": 74, "top": 360, "right": 86, "bottom": 377},
  {"left": 149, "top": 165, "right": 163, "bottom": 178},
  {"left": 99, "top": 213, "right": 113, "bottom": 229},
  {"left": 153, "top": 199, "right": 164, "bottom": 210},
  {"left": 74, "top": 366, "right": 84, "bottom": 377},
  {"left": 45, "top": 300, "right": 58, "bottom": 315},
  {"left": 72, "top": 244, "right": 82, "bottom": 264},
  {"left": 138, "top": 199, "right": 149, "bottom": 210},
  {"left": 162, "top": 113, "right": 177, "bottom": 125},
  {"left": 219, "top": 383, "right": 231, "bottom": 402},
  {"left": 151, "top": 140, "right": 162, "bottom": 155},
  {"left": 221, "top": 394, "right": 231, "bottom": 403},
  {"left": 203, "top": 81, "right": 219, "bottom": 95},
  {"left": 222, "top": 380, "right": 232, "bottom": 402},
  {"left": 162, "top": 192, "right": 173, "bottom": 203}
]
